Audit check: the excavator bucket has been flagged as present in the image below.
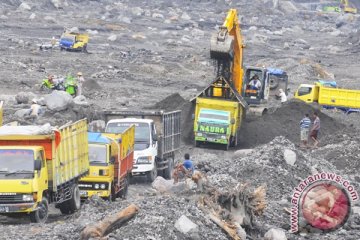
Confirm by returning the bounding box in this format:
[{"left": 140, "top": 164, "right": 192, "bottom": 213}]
[{"left": 210, "top": 33, "right": 234, "bottom": 60}]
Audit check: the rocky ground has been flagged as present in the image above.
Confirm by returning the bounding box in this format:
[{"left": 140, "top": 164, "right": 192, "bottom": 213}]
[{"left": 0, "top": 0, "right": 360, "bottom": 240}]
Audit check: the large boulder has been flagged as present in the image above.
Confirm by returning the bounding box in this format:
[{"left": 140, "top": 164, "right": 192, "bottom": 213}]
[
  {"left": 283, "top": 149, "right": 296, "bottom": 166},
  {"left": 44, "top": 90, "right": 73, "bottom": 111},
  {"left": 152, "top": 176, "right": 175, "bottom": 193},
  {"left": 264, "top": 228, "right": 287, "bottom": 240},
  {"left": 15, "top": 92, "right": 36, "bottom": 104},
  {"left": 14, "top": 109, "right": 30, "bottom": 118},
  {"left": 174, "top": 215, "right": 198, "bottom": 234}
]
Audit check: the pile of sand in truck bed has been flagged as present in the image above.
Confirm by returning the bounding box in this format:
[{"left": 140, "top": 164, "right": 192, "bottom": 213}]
[
  {"left": 238, "top": 99, "right": 348, "bottom": 148},
  {"left": 146, "top": 93, "right": 195, "bottom": 144}
]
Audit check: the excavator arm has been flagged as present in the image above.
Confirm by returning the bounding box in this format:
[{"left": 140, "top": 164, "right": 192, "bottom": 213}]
[{"left": 210, "top": 9, "right": 244, "bottom": 95}]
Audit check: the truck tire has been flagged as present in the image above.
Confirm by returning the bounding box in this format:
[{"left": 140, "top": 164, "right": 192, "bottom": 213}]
[
  {"left": 30, "top": 197, "right": 48, "bottom": 223},
  {"left": 68, "top": 185, "right": 81, "bottom": 212},
  {"left": 146, "top": 166, "right": 157, "bottom": 182},
  {"left": 109, "top": 183, "right": 117, "bottom": 202},
  {"left": 270, "top": 77, "right": 279, "bottom": 90},
  {"left": 118, "top": 177, "right": 129, "bottom": 199},
  {"left": 163, "top": 158, "right": 174, "bottom": 180},
  {"left": 59, "top": 201, "right": 70, "bottom": 214}
]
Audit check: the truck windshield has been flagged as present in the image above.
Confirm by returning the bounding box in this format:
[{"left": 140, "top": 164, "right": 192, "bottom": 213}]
[
  {"left": 89, "top": 145, "right": 107, "bottom": 164},
  {"left": 199, "top": 112, "right": 229, "bottom": 121},
  {"left": 0, "top": 149, "right": 34, "bottom": 172},
  {"left": 297, "top": 87, "right": 312, "bottom": 96},
  {"left": 106, "top": 122, "right": 150, "bottom": 141},
  {"left": 61, "top": 36, "right": 75, "bottom": 42},
  {"left": 106, "top": 122, "right": 150, "bottom": 151}
]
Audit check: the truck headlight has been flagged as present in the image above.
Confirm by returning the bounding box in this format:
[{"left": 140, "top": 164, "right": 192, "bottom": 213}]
[
  {"left": 22, "top": 194, "right": 33, "bottom": 202},
  {"left": 221, "top": 135, "right": 227, "bottom": 139},
  {"left": 137, "top": 156, "right": 152, "bottom": 164},
  {"left": 196, "top": 132, "right": 203, "bottom": 137},
  {"left": 100, "top": 184, "right": 106, "bottom": 189},
  {"left": 94, "top": 184, "right": 100, "bottom": 189}
]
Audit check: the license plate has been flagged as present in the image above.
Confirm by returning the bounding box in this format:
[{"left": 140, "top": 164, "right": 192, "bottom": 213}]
[
  {"left": 80, "top": 190, "right": 88, "bottom": 196},
  {"left": 0, "top": 206, "right": 9, "bottom": 213}
]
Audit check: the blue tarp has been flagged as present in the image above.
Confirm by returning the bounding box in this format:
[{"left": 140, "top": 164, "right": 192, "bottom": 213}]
[
  {"left": 318, "top": 80, "right": 337, "bottom": 88},
  {"left": 88, "top": 132, "right": 111, "bottom": 144},
  {"left": 267, "top": 68, "right": 285, "bottom": 76}
]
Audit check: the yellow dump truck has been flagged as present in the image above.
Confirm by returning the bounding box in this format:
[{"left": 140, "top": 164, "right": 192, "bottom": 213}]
[
  {"left": 194, "top": 97, "right": 245, "bottom": 150},
  {"left": 79, "top": 126, "right": 134, "bottom": 201},
  {"left": 294, "top": 83, "right": 360, "bottom": 114},
  {"left": 59, "top": 31, "right": 89, "bottom": 52},
  {"left": 0, "top": 119, "right": 89, "bottom": 223}
]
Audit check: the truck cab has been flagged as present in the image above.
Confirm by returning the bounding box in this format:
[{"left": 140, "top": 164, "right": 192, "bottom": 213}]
[
  {"left": 195, "top": 108, "right": 231, "bottom": 146},
  {"left": 79, "top": 134, "right": 116, "bottom": 200},
  {"left": 0, "top": 146, "right": 47, "bottom": 220},
  {"left": 105, "top": 119, "right": 158, "bottom": 181},
  {"left": 60, "top": 32, "right": 88, "bottom": 52},
  {"left": 294, "top": 84, "right": 319, "bottom": 103}
]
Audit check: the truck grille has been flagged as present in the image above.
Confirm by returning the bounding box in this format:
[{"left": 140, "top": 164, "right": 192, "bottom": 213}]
[{"left": 0, "top": 194, "right": 24, "bottom": 203}]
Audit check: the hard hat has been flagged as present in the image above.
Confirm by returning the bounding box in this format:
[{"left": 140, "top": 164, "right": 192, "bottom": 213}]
[{"left": 77, "top": 72, "right": 83, "bottom": 76}]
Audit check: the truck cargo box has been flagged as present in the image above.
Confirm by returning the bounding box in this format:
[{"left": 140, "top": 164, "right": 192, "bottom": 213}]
[{"left": 319, "top": 86, "right": 360, "bottom": 109}]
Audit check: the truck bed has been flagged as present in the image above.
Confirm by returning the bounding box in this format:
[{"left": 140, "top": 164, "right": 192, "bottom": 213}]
[{"left": 319, "top": 87, "right": 360, "bottom": 109}]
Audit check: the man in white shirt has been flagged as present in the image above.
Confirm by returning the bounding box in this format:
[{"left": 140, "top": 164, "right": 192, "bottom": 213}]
[
  {"left": 248, "top": 74, "right": 262, "bottom": 90},
  {"left": 279, "top": 89, "right": 287, "bottom": 103}
]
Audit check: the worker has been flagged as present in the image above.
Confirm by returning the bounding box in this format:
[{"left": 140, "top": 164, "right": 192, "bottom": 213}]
[
  {"left": 300, "top": 113, "right": 311, "bottom": 148},
  {"left": 51, "top": 36, "right": 56, "bottom": 48},
  {"left": 42, "top": 74, "right": 55, "bottom": 89},
  {"left": 76, "top": 72, "right": 85, "bottom": 96},
  {"left": 278, "top": 89, "right": 287, "bottom": 103},
  {"left": 248, "top": 74, "right": 262, "bottom": 90},
  {"left": 172, "top": 153, "right": 194, "bottom": 183},
  {"left": 310, "top": 112, "right": 321, "bottom": 148},
  {"left": 26, "top": 99, "right": 41, "bottom": 124}
]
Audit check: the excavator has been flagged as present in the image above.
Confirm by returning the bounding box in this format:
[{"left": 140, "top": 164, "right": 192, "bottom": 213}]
[
  {"left": 192, "top": 9, "right": 288, "bottom": 149},
  {"left": 208, "top": 9, "right": 288, "bottom": 116}
]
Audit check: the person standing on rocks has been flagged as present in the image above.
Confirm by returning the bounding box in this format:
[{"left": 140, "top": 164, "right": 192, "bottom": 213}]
[
  {"left": 76, "top": 72, "right": 85, "bottom": 96},
  {"left": 310, "top": 112, "right": 320, "bottom": 148},
  {"left": 300, "top": 113, "right": 311, "bottom": 148}
]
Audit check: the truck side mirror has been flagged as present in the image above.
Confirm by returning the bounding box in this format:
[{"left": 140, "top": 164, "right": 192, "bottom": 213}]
[
  {"left": 34, "top": 160, "right": 42, "bottom": 171},
  {"left": 230, "top": 118, "right": 235, "bottom": 124},
  {"left": 152, "top": 134, "right": 158, "bottom": 142},
  {"left": 191, "top": 114, "right": 195, "bottom": 120}
]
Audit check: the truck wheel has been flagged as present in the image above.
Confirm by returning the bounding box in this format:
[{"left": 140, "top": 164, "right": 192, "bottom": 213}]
[
  {"left": 59, "top": 201, "right": 70, "bottom": 214},
  {"left": 107, "top": 183, "right": 116, "bottom": 202},
  {"left": 163, "top": 158, "right": 174, "bottom": 180},
  {"left": 30, "top": 197, "right": 48, "bottom": 223},
  {"left": 146, "top": 166, "right": 157, "bottom": 182},
  {"left": 270, "top": 77, "right": 279, "bottom": 90},
  {"left": 68, "top": 185, "right": 81, "bottom": 212},
  {"left": 119, "top": 177, "right": 129, "bottom": 199}
]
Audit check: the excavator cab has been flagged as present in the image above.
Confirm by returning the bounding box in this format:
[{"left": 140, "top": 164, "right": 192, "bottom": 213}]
[{"left": 243, "top": 67, "right": 268, "bottom": 104}]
